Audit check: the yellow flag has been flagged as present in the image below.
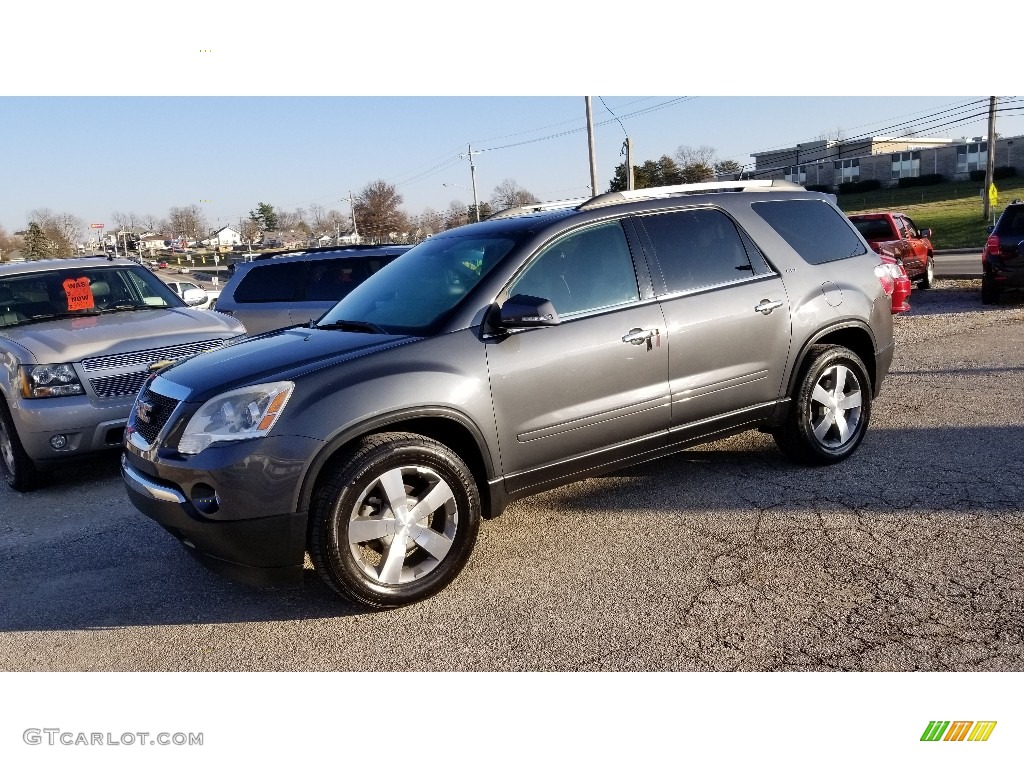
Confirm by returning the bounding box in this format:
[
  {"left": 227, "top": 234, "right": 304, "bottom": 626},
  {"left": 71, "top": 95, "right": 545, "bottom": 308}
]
[{"left": 989, "top": 183, "right": 998, "bottom": 207}]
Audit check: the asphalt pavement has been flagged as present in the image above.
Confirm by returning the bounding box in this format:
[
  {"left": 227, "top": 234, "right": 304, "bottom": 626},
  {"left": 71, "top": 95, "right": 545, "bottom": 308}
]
[{"left": 1, "top": 279, "right": 1022, "bottom": 671}]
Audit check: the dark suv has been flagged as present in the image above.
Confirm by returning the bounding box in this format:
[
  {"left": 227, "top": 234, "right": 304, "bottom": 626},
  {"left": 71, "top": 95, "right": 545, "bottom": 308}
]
[
  {"left": 122, "top": 181, "right": 896, "bottom": 607},
  {"left": 982, "top": 201, "right": 1024, "bottom": 304},
  {"left": 215, "top": 245, "right": 412, "bottom": 334}
]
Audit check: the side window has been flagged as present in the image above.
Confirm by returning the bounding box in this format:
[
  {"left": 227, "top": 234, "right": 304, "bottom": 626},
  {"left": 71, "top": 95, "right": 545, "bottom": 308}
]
[
  {"left": 305, "top": 258, "right": 368, "bottom": 302},
  {"left": 233, "top": 262, "right": 305, "bottom": 303},
  {"left": 751, "top": 199, "right": 867, "bottom": 264},
  {"left": 509, "top": 221, "right": 639, "bottom": 316},
  {"left": 895, "top": 217, "right": 909, "bottom": 238},
  {"left": 639, "top": 208, "right": 755, "bottom": 294}
]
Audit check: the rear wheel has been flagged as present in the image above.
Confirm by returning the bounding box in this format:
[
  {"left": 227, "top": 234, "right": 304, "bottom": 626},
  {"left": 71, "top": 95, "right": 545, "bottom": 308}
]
[
  {"left": 919, "top": 255, "right": 935, "bottom": 289},
  {"left": 981, "top": 276, "right": 1000, "bottom": 305},
  {"left": 773, "top": 345, "right": 872, "bottom": 465},
  {"left": 309, "top": 432, "right": 481, "bottom": 608},
  {"left": 0, "top": 398, "right": 43, "bottom": 492}
]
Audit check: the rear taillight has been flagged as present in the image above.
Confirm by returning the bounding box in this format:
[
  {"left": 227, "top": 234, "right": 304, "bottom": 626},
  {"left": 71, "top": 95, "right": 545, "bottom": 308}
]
[
  {"left": 874, "top": 263, "right": 895, "bottom": 295},
  {"left": 985, "top": 235, "right": 1001, "bottom": 259}
]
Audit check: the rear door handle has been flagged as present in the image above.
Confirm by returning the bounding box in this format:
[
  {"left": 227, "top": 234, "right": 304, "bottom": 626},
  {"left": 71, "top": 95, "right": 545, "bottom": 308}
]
[{"left": 754, "top": 300, "right": 783, "bottom": 315}]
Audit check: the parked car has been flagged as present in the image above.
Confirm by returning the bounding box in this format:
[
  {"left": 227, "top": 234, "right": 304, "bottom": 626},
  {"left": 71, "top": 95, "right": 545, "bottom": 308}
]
[
  {"left": 157, "top": 262, "right": 168, "bottom": 269},
  {"left": 122, "top": 180, "right": 895, "bottom": 607},
  {"left": 214, "top": 245, "right": 412, "bottom": 334},
  {"left": 847, "top": 212, "right": 935, "bottom": 288},
  {"left": 178, "top": 267, "right": 190, "bottom": 274},
  {"left": 163, "top": 280, "right": 211, "bottom": 309},
  {"left": 981, "top": 200, "right": 1024, "bottom": 304},
  {"left": 0, "top": 257, "right": 245, "bottom": 491}
]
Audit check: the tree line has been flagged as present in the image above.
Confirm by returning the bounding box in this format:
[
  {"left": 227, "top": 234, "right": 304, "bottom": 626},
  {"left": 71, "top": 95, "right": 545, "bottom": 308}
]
[{"left": 1, "top": 145, "right": 740, "bottom": 259}]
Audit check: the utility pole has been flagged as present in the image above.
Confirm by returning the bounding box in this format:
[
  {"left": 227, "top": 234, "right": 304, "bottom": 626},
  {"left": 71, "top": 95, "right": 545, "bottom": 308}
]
[
  {"left": 983, "top": 96, "right": 997, "bottom": 222},
  {"left": 585, "top": 97, "right": 598, "bottom": 196},
  {"left": 624, "top": 137, "right": 634, "bottom": 191},
  {"left": 460, "top": 145, "right": 482, "bottom": 222}
]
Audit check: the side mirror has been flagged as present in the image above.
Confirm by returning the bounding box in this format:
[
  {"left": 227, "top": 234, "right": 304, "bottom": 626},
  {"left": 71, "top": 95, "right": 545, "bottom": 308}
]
[
  {"left": 182, "top": 287, "right": 208, "bottom": 307},
  {"left": 497, "top": 294, "right": 560, "bottom": 329},
  {"left": 919, "top": 228, "right": 932, "bottom": 238},
  {"left": 987, "top": 225, "right": 995, "bottom": 234}
]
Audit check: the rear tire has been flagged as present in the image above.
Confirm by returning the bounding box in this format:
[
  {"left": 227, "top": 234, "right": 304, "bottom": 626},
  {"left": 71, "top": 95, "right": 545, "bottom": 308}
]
[
  {"left": 0, "top": 398, "right": 44, "bottom": 492},
  {"left": 773, "top": 345, "right": 872, "bottom": 465},
  {"left": 981, "top": 277, "right": 1000, "bottom": 305},
  {"left": 309, "top": 432, "right": 481, "bottom": 608}
]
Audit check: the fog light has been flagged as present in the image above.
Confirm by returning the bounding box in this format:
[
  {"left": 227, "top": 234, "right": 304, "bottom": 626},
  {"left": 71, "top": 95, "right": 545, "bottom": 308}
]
[
  {"left": 50, "top": 434, "right": 68, "bottom": 449},
  {"left": 191, "top": 483, "right": 220, "bottom": 515}
]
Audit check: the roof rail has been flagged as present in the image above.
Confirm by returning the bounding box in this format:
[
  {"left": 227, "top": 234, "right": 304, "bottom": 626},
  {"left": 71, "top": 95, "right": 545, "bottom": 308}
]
[
  {"left": 485, "top": 197, "right": 591, "bottom": 221},
  {"left": 578, "top": 179, "right": 806, "bottom": 211}
]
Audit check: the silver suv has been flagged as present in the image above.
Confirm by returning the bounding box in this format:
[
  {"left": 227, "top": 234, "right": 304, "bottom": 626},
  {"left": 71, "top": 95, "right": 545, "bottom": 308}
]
[
  {"left": 122, "top": 181, "right": 896, "bottom": 606},
  {"left": 0, "top": 257, "right": 245, "bottom": 490},
  {"left": 215, "top": 245, "right": 412, "bottom": 334}
]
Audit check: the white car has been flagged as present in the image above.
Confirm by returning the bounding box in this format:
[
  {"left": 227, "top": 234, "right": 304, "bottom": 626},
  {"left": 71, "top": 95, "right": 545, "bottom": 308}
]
[
  {"left": 164, "top": 280, "right": 211, "bottom": 309},
  {"left": 178, "top": 267, "right": 190, "bottom": 274}
]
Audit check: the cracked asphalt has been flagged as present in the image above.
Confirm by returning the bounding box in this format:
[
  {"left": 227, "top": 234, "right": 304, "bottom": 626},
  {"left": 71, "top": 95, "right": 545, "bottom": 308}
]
[{"left": 2, "top": 279, "right": 1023, "bottom": 671}]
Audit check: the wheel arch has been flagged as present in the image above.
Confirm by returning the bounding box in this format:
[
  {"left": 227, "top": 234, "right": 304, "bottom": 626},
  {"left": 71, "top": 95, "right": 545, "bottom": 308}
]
[
  {"left": 298, "top": 407, "right": 502, "bottom": 537},
  {"left": 787, "top": 322, "right": 879, "bottom": 399}
]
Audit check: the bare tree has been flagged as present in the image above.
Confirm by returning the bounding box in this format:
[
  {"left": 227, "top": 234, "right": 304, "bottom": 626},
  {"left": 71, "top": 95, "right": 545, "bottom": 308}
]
[
  {"left": 490, "top": 178, "right": 540, "bottom": 210},
  {"left": 29, "top": 208, "right": 85, "bottom": 257},
  {"left": 443, "top": 200, "right": 469, "bottom": 230},
  {"left": 417, "top": 207, "right": 445, "bottom": 235},
  {"left": 673, "top": 145, "right": 717, "bottom": 184},
  {"left": 0, "top": 225, "right": 23, "bottom": 260},
  {"left": 354, "top": 180, "right": 409, "bottom": 242},
  {"left": 168, "top": 205, "right": 208, "bottom": 244}
]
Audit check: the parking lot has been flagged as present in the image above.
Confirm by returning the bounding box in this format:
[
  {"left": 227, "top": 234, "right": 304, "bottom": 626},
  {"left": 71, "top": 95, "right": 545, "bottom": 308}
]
[{"left": 1, "top": 279, "right": 1023, "bottom": 672}]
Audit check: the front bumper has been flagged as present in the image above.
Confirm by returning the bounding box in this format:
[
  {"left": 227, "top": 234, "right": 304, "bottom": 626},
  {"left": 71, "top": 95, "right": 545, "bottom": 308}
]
[
  {"left": 121, "top": 433, "right": 325, "bottom": 586},
  {"left": 12, "top": 394, "right": 131, "bottom": 464}
]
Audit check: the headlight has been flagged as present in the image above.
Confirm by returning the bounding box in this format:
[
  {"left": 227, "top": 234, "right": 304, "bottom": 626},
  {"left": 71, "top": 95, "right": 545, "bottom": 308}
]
[
  {"left": 20, "top": 364, "right": 85, "bottom": 398},
  {"left": 177, "top": 381, "right": 294, "bottom": 455}
]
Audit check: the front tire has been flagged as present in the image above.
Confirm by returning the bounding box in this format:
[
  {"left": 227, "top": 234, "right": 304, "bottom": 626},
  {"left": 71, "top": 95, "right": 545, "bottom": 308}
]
[
  {"left": 309, "top": 432, "right": 481, "bottom": 608},
  {"left": 919, "top": 255, "right": 935, "bottom": 289},
  {"left": 0, "top": 398, "right": 43, "bottom": 492},
  {"left": 773, "top": 345, "right": 872, "bottom": 465}
]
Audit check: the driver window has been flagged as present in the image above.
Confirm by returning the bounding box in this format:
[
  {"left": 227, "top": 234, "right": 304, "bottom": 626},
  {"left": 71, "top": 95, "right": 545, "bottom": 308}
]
[{"left": 509, "top": 221, "right": 639, "bottom": 316}]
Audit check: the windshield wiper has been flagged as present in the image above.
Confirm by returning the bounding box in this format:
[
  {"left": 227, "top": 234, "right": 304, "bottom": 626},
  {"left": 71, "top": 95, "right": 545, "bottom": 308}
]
[
  {"left": 98, "top": 304, "right": 151, "bottom": 313},
  {"left": 315, "top": 319, "right": 387, "bottom": 334},
  {"left": 20, "top": 311, "right": 102, "bottom": 324}
]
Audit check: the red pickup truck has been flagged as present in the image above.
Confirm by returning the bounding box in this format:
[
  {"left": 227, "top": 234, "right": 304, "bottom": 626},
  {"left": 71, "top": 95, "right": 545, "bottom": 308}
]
[{"left": 848, "top": 212, "right": 935, "bottom": 288}]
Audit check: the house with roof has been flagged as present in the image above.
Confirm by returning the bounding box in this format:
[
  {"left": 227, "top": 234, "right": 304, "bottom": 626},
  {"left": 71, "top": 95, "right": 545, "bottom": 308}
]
[{"left": 202, "top": 226, "right": 242, "bottom": 248}]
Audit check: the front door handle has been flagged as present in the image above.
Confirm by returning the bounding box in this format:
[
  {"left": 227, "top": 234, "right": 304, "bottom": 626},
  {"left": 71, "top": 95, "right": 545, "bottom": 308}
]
[
  {"left": 754, "top": 300, "right": 784, "bottom": 315},
  {"left": 622, "top": 327, "right": 659, "bottom": 350}
]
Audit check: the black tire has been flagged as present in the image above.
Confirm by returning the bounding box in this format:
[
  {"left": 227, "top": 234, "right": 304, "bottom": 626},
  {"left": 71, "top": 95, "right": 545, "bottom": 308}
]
[
  {"left": 0, "top": 397, "right": 44, "bottom": 492},
  {"left": 773, "top": 344, "right": 872, "bottom": 465},
  {"left": 981, "top": 277, "right": 1000, "bottom": 305},
  {"left": 919, "top": 255, "right": 935, "bottom": 289},
  {"left": 309, "top": 432, "right": 481, "bottom": 608}
]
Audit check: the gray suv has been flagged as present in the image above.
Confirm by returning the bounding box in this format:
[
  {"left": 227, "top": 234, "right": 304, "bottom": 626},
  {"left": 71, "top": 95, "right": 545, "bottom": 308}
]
[
  {"left": 122, "top": 181, "right": 896, "bottom": 606},
  {"left": 0, "top": 257, "right": 245, "bottom": 490},
  {"left": 215, "top": 245, "right": 411, "bottom": 334}
]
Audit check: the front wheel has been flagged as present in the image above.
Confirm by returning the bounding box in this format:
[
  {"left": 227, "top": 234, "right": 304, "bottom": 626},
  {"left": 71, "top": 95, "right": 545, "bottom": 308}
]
[
  {"left": 773, "top": 345, "right": 872, "bottom": 465},
  {"left": 309, "top": 432, "right": 481, "bottom": 607},
  {"left": 0, "top": 398, "right": 43, "bottom": 492},
  {"left": 919, "top": 255, "right": 935, "bottom": 289}
]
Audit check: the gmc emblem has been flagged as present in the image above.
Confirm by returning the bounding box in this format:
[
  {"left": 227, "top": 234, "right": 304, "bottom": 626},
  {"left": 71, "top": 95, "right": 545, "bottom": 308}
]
[{"left": 136, "top": 400, "right": 154, "bottom": 424}]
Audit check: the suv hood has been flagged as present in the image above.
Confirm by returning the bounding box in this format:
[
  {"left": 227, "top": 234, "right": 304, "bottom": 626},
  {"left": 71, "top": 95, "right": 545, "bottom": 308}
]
[
  {"left": 1, "top": 308, "right": 244, "bottom": 364},
  {"left": 157, "top": 326, "right": 416, "bottom": 401}
]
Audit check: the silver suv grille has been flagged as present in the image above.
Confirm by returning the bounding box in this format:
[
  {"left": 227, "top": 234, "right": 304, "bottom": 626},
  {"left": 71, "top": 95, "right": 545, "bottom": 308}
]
[
  {"left": 90, "top": 370, "right": 153, "bottom": 399},
  {"left": 82, "top": 339, "right": 229, "bottom": 372}
]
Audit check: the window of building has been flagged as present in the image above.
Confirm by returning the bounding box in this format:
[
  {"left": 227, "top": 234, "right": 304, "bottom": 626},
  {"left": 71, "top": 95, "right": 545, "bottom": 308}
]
[
  {"left": 956, "top": 142, "right": 988, "bottom": 174},
  {"left": 783, "top": 165, "right": 807, "bottom": 184},
  {"left": 834, "top": 158, "right": 860, "bottom": 185},
  {"left": 891, "top": 152, "right": 920, "bottom": 180}
]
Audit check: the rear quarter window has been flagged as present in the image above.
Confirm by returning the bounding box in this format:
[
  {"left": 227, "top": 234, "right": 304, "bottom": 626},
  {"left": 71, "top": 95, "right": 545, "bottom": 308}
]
[{"left": 752, "top": 199, "right": 867, "bottom": 265}]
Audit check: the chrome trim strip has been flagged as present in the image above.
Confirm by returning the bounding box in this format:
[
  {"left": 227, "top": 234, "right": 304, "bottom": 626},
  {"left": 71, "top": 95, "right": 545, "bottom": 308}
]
[
  {"left": 148, "top": 375, "right": 193, "bottom": 401},
  {"left": 120, "top": 455, "right": 186, "bottom": 504}
]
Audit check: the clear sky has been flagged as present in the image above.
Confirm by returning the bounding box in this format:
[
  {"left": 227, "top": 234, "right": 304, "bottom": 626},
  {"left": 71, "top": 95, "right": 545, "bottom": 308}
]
[
  {"left": 3, "top": 3, "right": 1021, "bottom": 238},
  {"left": 4, "top": 95, "right": 1018, "bottom": 236}
]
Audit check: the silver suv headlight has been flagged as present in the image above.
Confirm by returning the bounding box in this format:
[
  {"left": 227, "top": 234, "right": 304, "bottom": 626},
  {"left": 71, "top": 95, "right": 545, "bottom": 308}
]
[
  {"left": 177, "top": 382, "right": 294, "bottom": 455},
  {"left": 20, "top": 364, "right": 85, "bottom": 398}
]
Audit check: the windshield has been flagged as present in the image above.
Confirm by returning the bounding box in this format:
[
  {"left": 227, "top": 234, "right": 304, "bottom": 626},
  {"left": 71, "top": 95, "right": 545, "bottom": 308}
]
[
  {"left": 0, "top": 265, "right": 184, "bottom": 328},
  {"left": 317, "top": 233, "right": 523, "bottom": 334}
]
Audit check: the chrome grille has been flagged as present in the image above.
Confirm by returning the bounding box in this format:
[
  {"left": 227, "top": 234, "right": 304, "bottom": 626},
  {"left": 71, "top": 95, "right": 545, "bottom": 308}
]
[
  {"left": 90, "top": 370, "right": 152, "bottom": 399},
  {"left": 82, "top": 338, "right": 229, "bottom": 372},
  {"left": 131, "top": 390, "right": 180, "bottom": 446}
]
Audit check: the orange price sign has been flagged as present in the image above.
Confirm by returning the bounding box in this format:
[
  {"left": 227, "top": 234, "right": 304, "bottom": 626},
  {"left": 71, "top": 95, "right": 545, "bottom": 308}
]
[{"left": 63, "top": 277, "right": 95, "bottom": 311}]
